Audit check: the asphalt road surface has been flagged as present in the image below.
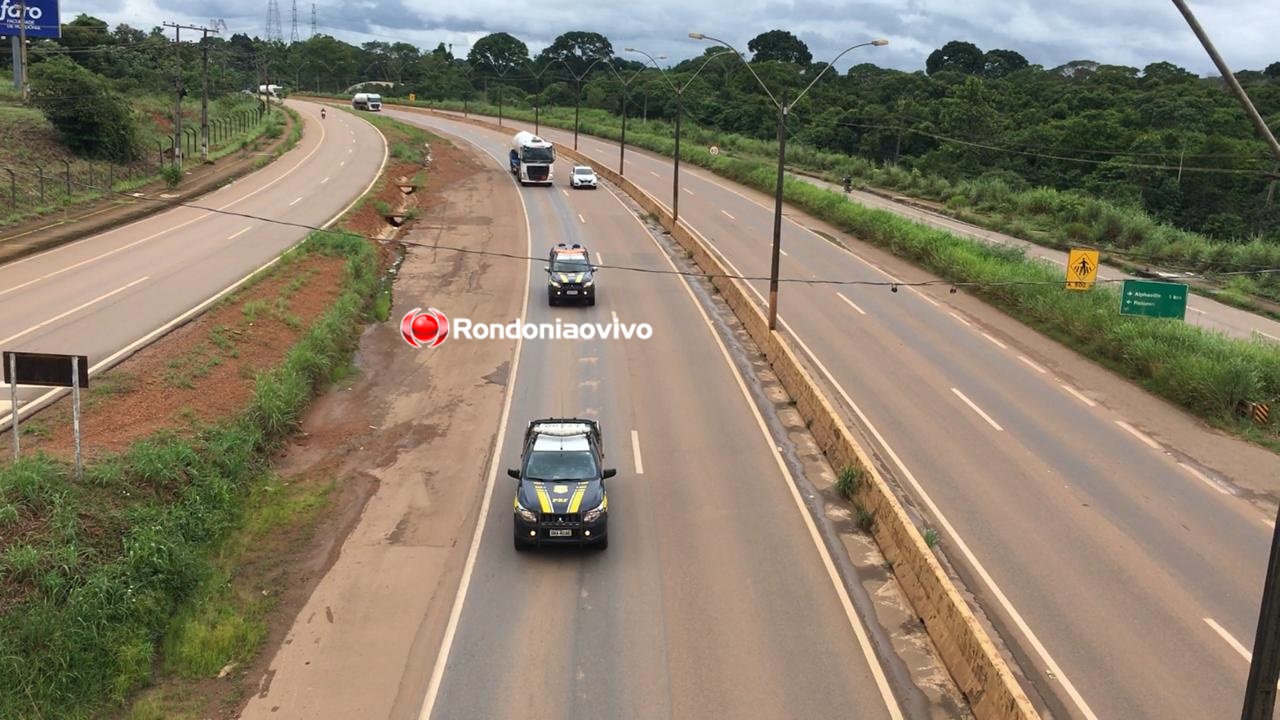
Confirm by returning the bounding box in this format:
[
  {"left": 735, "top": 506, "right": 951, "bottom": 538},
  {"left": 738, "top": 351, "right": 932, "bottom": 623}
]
[
  {"left": 379, "top": 110, "right": 905, "bottom": 720},
  {"left": 0, "top": 101, "right": 385, "bottom": 424},
  {"left": 406, "top": 109, "right": 1280, "bottom": 720}
]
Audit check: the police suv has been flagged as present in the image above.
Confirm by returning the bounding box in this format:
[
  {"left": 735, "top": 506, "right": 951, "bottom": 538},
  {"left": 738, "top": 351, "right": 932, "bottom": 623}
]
[
  {"left": 546, "top": 243, "right": 596, "bottom": 306},
  {"left": 508, "top": 418, "right": 614, "bottom": 551}
]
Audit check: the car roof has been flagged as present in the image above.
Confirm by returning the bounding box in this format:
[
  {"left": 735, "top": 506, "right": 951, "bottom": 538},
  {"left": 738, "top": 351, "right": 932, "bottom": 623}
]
[
  {"left": 550, "top": 244, "right": 588, "bottom": 256},
  {"left": 531, "top": 434, "right": 591, "bottom": 452},
  {"left": 573, "top": 165, "right": 594, "bottom": 171}
]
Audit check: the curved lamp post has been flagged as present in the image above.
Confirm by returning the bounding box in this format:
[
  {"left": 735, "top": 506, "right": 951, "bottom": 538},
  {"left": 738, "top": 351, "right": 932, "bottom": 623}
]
[
  {"left": 627, "top": 47, "right": 739, "bottom": 225},
  {"left": 689, "top": 32, "right": 886, "bottom": 330},
  {"left": 551, "top": 55, "right": 615, "bottom": 150},
  {"left": 604, "top": 55, "right": 664, "bottom": 176}
]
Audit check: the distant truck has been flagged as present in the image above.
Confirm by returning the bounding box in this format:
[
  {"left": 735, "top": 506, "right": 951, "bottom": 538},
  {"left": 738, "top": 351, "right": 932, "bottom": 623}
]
[
  {"left": 509, "top": 131, "right": 555, "bottom": 185},
  {"left": 352, "top": 92, "right": 382, "bottom": 111}
]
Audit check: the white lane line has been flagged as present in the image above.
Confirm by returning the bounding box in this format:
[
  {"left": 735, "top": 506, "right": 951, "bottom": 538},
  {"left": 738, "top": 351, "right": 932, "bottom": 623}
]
[
  {"left": 1257, "top": 331, "right": 1280, "bottom": 343},
  {"left": 417, "top": 137, "right": 534, "bottom": 720},
  {"left": 631, "top": 430, "right": 644, "bottom": 475},
  {"left": 0, "top": 277, "right": 149, "bottom": 346},
  {"left": 611, "top": 310, "right": 619, "bottom": 323},
  {"left": 289, "top": 197, "right": 303, "bottom": 206},
  {"left": 600, "top": 182, "right": 903, "bottom": 718},
  {"left": 836, "top": 292, "right": 867, "bottom": 315},
  {"left": 1116, "top": 420, "right": 1160, "bottom": 449},
  {"left": 596, "top": 252, "right": 604, "bottom": 266},
  {"left": 908, "top": 288, "right": 941, "bottom": 307},
  {"left": 1017, "top": 355, "right": 1047, "bottom": 374},
  {"left": 578, "top": 213, "right": 586, "bottom": 224},
  {"left": 981, "top": 332, "right": 1008, "bottom": 349},
  {"left": 1205, "top": 618, "right": 1252, "bottom": 661},
  {"left": 649, "top": 171, "right": 660, "bottom": 177},
  {"left": 948, "top": 311, "right": 971, "bottom": 327},
  {"left": 340, "top": 160, "right": 346, "bottom": 167},
  {"left": 1059, "top": 382, "right": 1097, "bottom": 408},
  {"left": 321, "top": 176, "right": 330, "bottom": 184},
  {"left": 562, "top": 189, "right": 569, "bottom": 197},
  {"left": 780, "top": 249, "right": 790, "bottom": 257},
  {"left": 1179, "top": 462, "right": 1229, "bottom": 495},
  {"left": 683, "top": 187, "right": 695, "bottom": 195},
  {"left": 227, "top": 227, "right": 252, "bottom": 241},
  {"left": 1265, "top": 518, "right": 1276, "bottom": 530},
  {"left": 951, "top": 388, "right": 1004, "bottom": 431},
  {"left": 721, "top": 210, "right": 735, "bottom": 220}
]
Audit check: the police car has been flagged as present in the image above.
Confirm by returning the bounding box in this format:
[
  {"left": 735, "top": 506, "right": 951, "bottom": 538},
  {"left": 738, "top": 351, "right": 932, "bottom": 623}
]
[
  {"left": 508, "top": 418, "right": 614, "bottom": 551},
  {"left": 547, "top": 243, "right": 596, "bottom": 306}
]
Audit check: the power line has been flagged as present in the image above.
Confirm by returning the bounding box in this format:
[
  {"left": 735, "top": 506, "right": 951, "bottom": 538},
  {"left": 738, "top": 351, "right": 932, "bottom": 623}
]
[{"left": 4, "top": 163, "right": 1275, "bottom": 289}]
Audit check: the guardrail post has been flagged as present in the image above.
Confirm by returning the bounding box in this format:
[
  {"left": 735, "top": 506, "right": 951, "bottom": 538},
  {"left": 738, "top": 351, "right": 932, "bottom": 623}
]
[
  {"left": 37, "top": 165, "right": 45, "bottom": 204},
  {"left": 61, "top": 159, "right": 71, "bottom": 196},
  {"left": 5, "top": 168, "right": 15, "bottom": 209}
]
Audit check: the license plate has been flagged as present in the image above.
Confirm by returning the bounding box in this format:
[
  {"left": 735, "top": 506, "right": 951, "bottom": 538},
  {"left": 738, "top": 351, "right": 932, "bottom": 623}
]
[
  {"left": 566, "top": 290, "right": 578, "bottom": 295},
  {"left": 549, "top": 529, "right": 572, "bottom": 538}
]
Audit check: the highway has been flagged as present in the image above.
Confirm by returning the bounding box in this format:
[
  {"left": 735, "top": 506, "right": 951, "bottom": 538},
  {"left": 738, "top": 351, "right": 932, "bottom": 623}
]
[
  {"left": 0, "top": 101, "right": 385, "bottom": 424},
  {"left": 790, "top": 173, "right": 1280, "bottom": 342},
  {"left": 374, "top": 112, "right": 907, "bottom": 720},
  {"left": 401, "top": 108, "right": 1280, "bottom": 720}
]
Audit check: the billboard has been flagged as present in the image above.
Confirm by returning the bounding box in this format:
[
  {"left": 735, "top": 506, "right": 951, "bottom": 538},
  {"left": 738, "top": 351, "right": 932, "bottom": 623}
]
[{"left": 0, "top": 0, "right": 61, "bottom": 39}]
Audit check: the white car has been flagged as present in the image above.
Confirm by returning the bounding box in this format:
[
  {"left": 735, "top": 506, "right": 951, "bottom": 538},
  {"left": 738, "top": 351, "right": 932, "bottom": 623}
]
[{"left": 570, "top": 165, "right": 598, "bottom": 189}]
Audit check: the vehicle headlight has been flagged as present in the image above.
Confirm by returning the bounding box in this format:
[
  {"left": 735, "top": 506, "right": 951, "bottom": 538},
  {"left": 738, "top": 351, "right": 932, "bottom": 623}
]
[
  {"left": 548, "top": 278, "right": 561, "bottom": 287},
  {"left": 515, "top": 500, "right": 538, "bottom": 523},
  {"left": 582, "top": 500, "right": 606, "bottom": 523},
  {"left": 583, "top": 278, "right": 594, "bottom": 287}
]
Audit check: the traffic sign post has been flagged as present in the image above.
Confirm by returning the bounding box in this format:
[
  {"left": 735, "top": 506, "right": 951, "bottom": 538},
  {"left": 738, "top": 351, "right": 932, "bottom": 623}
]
[
  {"left": 1066, "top": 248, "right": 1100, "bottom": 291},
  {"left": 3, "top": 351, "right": 89, "bottom": 479},
  {"left": 1120, "top": 279, "right": 1188, "bottom": 320}
]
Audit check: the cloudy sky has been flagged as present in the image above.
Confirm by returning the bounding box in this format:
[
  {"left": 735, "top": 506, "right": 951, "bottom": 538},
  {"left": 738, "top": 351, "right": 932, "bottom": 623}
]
[{"left": 74, "top": 0, "right": 1277, "bottom": 74}]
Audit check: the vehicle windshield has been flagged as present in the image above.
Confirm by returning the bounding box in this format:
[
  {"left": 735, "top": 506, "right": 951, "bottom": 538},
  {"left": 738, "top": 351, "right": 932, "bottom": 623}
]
[
  {"left": 525, "top": 450, "right": 597, "bottom": 480},
  {"left": 551, "top": 255, "right": 590, "bottom": 272},
  {"left": 522, "top": 146, "right": 555, "bottom": 163},
  {"left": 574, "top": 168, "right": 594, "bottom": 176}
]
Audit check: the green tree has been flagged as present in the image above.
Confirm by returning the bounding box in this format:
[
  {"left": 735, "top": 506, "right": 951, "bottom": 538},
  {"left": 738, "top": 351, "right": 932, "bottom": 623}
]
[
  {"left": 1265, "top": 61, "right": 1280, "bottom": 78},
  {"left": 537, "top": 31, "right": 613, "bottom": 72},
  {"left": 982, "top": 49, "right": 1028, "bottom": 78},
  {"left": 28, "top": 55, "right": 141, "bottom": 162},
  {"left": 468, "top": 32, "right": 529, "bottom": 76},
  {"left": 926, "top": 41, "right": 984, "bottom": 76},
  {"left": 747, "top": 29, "right": 812, "bottom": 66}
]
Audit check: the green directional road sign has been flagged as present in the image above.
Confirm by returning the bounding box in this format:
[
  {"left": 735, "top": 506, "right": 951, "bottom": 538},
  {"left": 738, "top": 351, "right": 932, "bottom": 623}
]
[{"left": 1120, "top": 279, "right": 1188, "bottom": 319}]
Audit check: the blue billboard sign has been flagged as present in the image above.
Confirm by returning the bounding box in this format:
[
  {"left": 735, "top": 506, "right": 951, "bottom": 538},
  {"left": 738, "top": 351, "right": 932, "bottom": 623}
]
[{"left": 0, "top": 0, "right": 61, "bottom": 39}]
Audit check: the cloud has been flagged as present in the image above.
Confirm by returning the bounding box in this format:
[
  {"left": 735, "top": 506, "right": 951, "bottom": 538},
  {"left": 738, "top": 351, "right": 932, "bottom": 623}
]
[{"left": 68, "top": 0, "right": 1279, "bottom": 74}]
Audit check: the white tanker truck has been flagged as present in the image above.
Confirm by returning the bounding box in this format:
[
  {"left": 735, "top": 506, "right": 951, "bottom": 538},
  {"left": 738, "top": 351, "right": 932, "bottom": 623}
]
[{"left": 509, "top": 131, "right": 555, "bottom": 186}]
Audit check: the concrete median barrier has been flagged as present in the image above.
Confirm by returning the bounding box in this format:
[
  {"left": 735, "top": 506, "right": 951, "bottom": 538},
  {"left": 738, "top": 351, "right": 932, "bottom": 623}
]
[{"left": 399, "top": 105, "right": 1039, "bottom": 720}]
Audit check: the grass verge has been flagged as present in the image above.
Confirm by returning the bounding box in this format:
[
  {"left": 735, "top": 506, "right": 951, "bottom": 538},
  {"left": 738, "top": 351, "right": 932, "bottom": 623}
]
[{"left": 0, "top": 230, "right": 377, "bottom": 719}]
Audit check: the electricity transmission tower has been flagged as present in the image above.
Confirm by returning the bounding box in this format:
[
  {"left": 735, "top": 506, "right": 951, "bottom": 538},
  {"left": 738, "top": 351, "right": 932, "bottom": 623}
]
[
  {"left": 310, "top": 4, "right": 317, "bottom": 38},
  {"left": 265, "top": 0, "right": 283, "bottom": 42},
  {"left": 290, "top": 0, "right": 299, "bottom": 43}
]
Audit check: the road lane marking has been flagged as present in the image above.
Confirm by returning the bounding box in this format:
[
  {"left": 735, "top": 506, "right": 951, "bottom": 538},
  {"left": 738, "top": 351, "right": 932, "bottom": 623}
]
[
  {"left": 683, "top": 188, "right": 694, "bottom": 195},
  {"left": 227, "top": 227, "right": 252, "bottom": 240},
  {"left": 578, "top": 213, "right": 586, "bottom": 224},
  {"left": 951, "top": 388, "right": 1004, "bottom": 431},
  {"left": 780, "top": 249, "right": 789, "bottom": 257},
  {"left": 321, "top": 177, "right": 329, "bottom": 184},
  {"left": 1017, "top": 356, "right": 1047, "bottom": 374},
  {"left": 340, "top": 160, "right": 346, "bottom": 167},
  {"left": 1116, "top": 420, "right": 1160, "bottom": 449},
  {"left": 0, "top": 276, "right": 149, "bottom": 346},
  {"left": 562, "top": 189, "right": 569, "bottom": 197},
  {"left": 948, "top": 311, "right": 971, "bottom": 327},
  {"left": 289, "top": 197, "right": 302, "bottom": 206},
  {"left": 1059, "top": 382, "right": 1097, "bottom": 407},
  {"left": 1179, "top": 462, "right": 1230, "bottom": 495},
  {"left": 721, "top": 210, "right": 735, "bottom": 220},
  {"left": 836, "top": 292, "right": 866, "bottom": 315},
  {"left": 418, "top": 138, "right": 533, "bottom": 720},
  {"left": 631, "top": 430, "right": 644, "bottom": 475},
  {"left": 909, "top": 288, "right": 941, "bottom": 307},
  {"left": 596, "top": 252, "right": 604, "bottom": 265},
  {"left": 1205, "top": 618, "right": 1253, "bottom": 661},
  {"left": 600, "top": 182, "right": 903, "bottom": 718},
  {"left": 981, "top": 332, "right": 1008, "bottom": 349},
  {"left": 649, "top": 171, "right": 660, "bottom": 177}
]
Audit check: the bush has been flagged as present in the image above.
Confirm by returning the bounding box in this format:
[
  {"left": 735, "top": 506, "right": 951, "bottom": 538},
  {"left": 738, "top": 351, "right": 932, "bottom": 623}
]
[
  {"left": 160, "top": 164, "right": 182, "bottom": 189},
  {"left": 28, "top": 56, "right": 142, "bottom": 163}
]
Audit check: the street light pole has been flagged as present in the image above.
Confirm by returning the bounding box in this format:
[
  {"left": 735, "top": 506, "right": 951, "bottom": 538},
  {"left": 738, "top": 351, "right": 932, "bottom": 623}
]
[
  {"left": 628, "top": 47, "right": 740, "bottom": 225},
  {"left": 690, "top": 32, "right": 886, "bottom": 330}
]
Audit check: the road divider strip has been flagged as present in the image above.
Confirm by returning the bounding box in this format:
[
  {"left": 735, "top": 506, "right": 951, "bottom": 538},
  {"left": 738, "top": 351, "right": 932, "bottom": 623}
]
[{"left": 426, "top": 113, "right": 1040, "bottom": 720}]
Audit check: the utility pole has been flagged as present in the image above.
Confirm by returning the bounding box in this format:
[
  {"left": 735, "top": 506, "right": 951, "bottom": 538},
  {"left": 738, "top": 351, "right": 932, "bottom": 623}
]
[
  {"left": 17, "top": 0, "right": 28, "bottom": 101},
  {"left": 163, "top": 23, "right": 213, "bottom": 168}
]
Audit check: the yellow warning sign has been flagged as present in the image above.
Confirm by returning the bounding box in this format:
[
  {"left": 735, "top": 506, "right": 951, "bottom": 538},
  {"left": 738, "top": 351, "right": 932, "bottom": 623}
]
[
  {"left": 408, "top": 92, "right": 417, "bottom": 102},
  {"left": 1066, "top": 248, "right": 1099, "bottom": 291}
]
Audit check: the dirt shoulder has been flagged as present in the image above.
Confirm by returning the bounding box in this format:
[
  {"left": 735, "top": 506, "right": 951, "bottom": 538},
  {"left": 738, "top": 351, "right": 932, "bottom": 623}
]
[
  {"left": 0, "top": 105, "right": 298, "bottom": 266},
  {"left": 232, "top": 127, "right": 524, "bottom": 720}
]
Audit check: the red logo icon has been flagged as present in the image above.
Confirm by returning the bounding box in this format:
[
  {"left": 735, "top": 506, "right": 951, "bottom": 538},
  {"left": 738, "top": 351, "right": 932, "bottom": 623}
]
[{"left": 401, "top": 307, "right": 449, "bottom": 348}]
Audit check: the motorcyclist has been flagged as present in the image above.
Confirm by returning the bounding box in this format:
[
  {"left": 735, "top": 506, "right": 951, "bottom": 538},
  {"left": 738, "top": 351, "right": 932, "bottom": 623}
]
[
  {"left": 841, "top": 174, "right": 852, "bottom": 193},
  {"left": 320, "top": 107, "right": 326, "bottom": 120}
]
